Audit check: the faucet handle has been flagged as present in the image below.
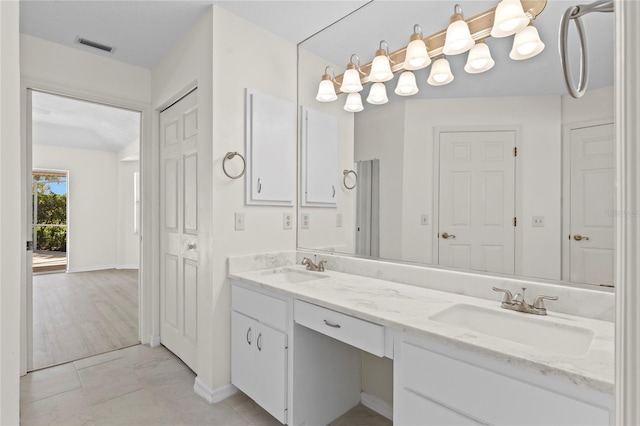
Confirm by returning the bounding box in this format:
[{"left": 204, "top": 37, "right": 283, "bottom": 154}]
[
  {"left": 533, "top": 295, "right": 558, "bottom": 310},
  {"left": 492, "top": 287, "right": 513, "bottom": 304},
  {"left": 318, "top": 260, "right": 327, "bottom": 272},
  {"left": 512, "top": 287, "right": 527, "bottom": 304}
]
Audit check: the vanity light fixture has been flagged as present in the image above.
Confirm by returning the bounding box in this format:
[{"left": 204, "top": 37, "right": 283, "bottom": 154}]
[
  {"left": 315, "top": 66, "right": 338, "bottom": 102},
  {"left": 443, "top": 5, "right": 475, "bottom": 55},
  {"left": 491, "top": 0, "right": 531, "bottom": 37},
  {"left": 509, "top": 23, "right": 545, "bottom": 60},
  {"left": 464, "top": 40, "right": 495, "bottom": 73},
  {"left": 368, "top": 41, "right": 394, "bottom": 83},
  {"left": 315, "top": 0, "right": 547, "bottom": 112},
  {"left": 366, "top": 82, "right": 389, "bottom": 105},
  {"left": 428, "top": 57, "right": 454, "bottom": 86},
  {"left": 403, "top": 25, "right": 431, "bottom": 70},
  {"left": 395, "top": 71, "right": 419, "bottom": 96},
  {"left": 340, "top": 54, "right": 364, "bottom": 93},
  {"left": 344, "top": 92, "right": 364, "bottom": 112}
]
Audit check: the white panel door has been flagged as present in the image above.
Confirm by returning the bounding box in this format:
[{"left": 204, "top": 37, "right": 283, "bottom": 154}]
[
  {"left": 160, "top": 89, "right": 198, "bottom": 370},
  {"left": 253, "top": 323, "right": 287, "bottom": 424},
  {"left": 439, "top": 131, "right": 515, "bottom": 274},
  {"left": 301, "top": 106, "right": 338, "bottom": 206},
  {"left": 231, "top": 311, "right": 256, "bottom": 398},
  {"left": 570, "top": 123, "right": 615, "bottom": 286}
]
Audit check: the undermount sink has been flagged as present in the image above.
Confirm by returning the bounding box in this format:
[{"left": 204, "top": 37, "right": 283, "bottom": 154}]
[
  {"left": 429, "top": 304, "right": 594, "bottom": 356},
  {"left": 260, "top": 268, "right": 328, "bottom": 284}
]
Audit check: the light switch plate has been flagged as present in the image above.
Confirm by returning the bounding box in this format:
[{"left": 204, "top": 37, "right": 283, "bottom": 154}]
[
  {"left": 283, "top": 212, "right": 293, "bottom": 230},
  {"left": 336, "top": 213, "right": 343, "bottom": 228},
  {"left": 421, "top": 214, "right": 429, "bottom": 226},
  {"left": 300, "top": 213, "right": 310, "bottom": 229},
  {"left": 235, "top": 212, "right": 245, "bottom": 231},
  {"left": 532, "top": 216, "right": 545, "bottom": 227}
]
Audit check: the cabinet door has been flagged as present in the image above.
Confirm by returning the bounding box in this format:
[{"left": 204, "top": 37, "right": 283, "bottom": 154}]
[
  {"left": 301, "top": 106, "right": 338, "bottom": 206},
  {"left": 245, "top": 89, "right": 296, "bottom": 205},
  {"left": 254, "top": 323, "right": 288, "bottom": 424},
  {"left": 396, "top": 388, "right": 483, "bottom": 426},
  {"left": 231, "top": 311, "right": 256, "bottom": 399}
]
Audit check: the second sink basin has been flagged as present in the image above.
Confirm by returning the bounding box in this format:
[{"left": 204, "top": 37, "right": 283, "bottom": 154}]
[
  {"left": 260, "top": 267, "right": 328, "bottom": 284},
  {"left": 429, "top": 304, "right": 594, "bottom": 356}
]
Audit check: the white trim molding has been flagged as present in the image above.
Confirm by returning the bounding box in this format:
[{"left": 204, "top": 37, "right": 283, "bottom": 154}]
[
  {"left": 360, "top": 392, "right": 393, "bottom": 421},
  {"left": 615, "top": 1, "right": 640, "bottom": 424},
  {"left": 148, "top": 335, "right": 160, "bottom": 348},
  {"left": 193, "top": 377, "right": 238, "bottom": 404}
]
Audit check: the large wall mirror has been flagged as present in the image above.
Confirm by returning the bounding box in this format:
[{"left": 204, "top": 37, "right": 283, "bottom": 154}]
[{"left": 297, "top": 0, "right": 614, "bottom": 289}]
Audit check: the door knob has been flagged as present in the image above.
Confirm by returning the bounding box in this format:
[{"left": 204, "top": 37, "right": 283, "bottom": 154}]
[
  {"left": 187, "top": 242, "right": 197, "bottom": 250},
  {"left": 574, "top": 234, "right": 590, "bottom": 241},
  {"left": 441, "top": 232, "right": 456, "bottom": 239}
]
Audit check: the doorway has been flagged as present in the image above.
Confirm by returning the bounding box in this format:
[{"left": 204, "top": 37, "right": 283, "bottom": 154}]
[{"left": 27, "top": 89, "right": 143, "bottom": 370}]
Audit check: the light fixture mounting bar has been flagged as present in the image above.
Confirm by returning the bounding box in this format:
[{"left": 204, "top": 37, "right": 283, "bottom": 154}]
[{"left": 331, "top": 0, "right": 546, "bottom": 93}]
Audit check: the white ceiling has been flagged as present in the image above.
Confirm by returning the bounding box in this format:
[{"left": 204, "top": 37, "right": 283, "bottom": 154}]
[{"left": 32, "top": 91, "right": 141, "bottom": 152}]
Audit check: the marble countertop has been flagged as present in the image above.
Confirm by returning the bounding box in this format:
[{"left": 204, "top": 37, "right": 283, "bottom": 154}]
[{"left": 229, "top": 265, "right": 614, "bottom": 395}]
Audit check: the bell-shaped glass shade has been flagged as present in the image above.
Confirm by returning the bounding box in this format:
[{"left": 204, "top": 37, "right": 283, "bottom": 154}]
[
  {"left": 443, "top": 18, "right": 474, "bottom": 55},
  {"left": 344, "top": 92, "right": 364, "bottom": 112},
  {"left": 340, "top": 67, "right": 363, "bottom": 93},
  {"left": 316, "top": 78, "right": 337, "bottom": 102},
  {"left": 427, "top": 58, "right": 454, "bottom": 86},
  {"left": 509, "top": 24, "right": 545, "bottom": 60},
  {"left": 464, "top": 42, "right": 495, "bottom": 74},
  {"left": 394, "top": 71, "right": 419, "bottom": 96},
  {"left": 403, "top": 37, "right": 431, "bottom": 70},
  {"left": 491, "top": 0, "right": 530, "bottom": 38},
  {"left": 366, "top": 83, "right": 389, "bottom": 105},
  {"left": 369, "top": 52, "right": 394, "bottom": 83}
]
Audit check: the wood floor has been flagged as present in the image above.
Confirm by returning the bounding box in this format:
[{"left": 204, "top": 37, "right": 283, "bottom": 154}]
[{"left": 32, "top": 269, "right": 139, "bottom": 370}]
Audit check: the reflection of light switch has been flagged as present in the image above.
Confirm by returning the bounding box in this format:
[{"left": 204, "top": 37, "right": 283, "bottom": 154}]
[
  {"left": 301, "top": 213, "right": 310, "bottom": 229},
  {"left": 421, "top": 214, "right": 429, "bottom": 226},
  {"left": 532, "top": 216, "right": 545, "bottom": 227},
  {"left": 336, "top": 213, "right": 343, "bottom": 228},
  {"left": 283, "top": 212, "right": 292, "bottom": 230},
  {"left": 235, "top": 212, "right": 245, "bottom": 231}
]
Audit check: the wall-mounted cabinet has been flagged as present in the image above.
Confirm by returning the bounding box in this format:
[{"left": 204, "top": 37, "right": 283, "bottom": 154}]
[
  {"left": 245, "top": 89, "right": 296, "bottom": 206},
  {"left": 300, "top": 106, "right": 338, "bottom": 207}
]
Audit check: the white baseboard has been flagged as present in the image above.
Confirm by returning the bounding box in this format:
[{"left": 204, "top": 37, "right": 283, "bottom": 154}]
[
  {"left": 67, "top": 265, "right": 117, "bottom": 273},
  {"left": 193, "top": 377, "right": 238, "bottom": 404},
  {"left": 149, "top": 335, "right": 160, "bottom": 347},
  {"left": 116, "top": 264, "right": 139, "bottom": 270},
  {"left": 361, "top": 392, "right": 393, "bottom": 421}
]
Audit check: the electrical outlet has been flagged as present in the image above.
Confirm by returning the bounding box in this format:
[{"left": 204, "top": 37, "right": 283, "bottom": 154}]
[
  {"left": 421, "top": 214, "right": 429, "bottom": 226},
  {"left": 300, "top": 212, "right": 310, "bottom": 229},
  {"left": 532, "top": 216, "right": 545, "bottom": 227},
  {"left": 235, "top": 212, "right": 245, "bottom": 231},
  {"left": 336, "top": 213, "right": 343, "bottom": 228},
  {"left": 283, "top": 212, "right": 293, "bottom": 230}
]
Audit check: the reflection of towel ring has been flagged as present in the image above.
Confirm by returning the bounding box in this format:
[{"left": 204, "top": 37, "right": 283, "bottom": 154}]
[
  {"left": 343, "top": 169, "right": 357, "bottom": 190},
  {"left": 222, "top": 152, "right": 246, "bottom": 179}
]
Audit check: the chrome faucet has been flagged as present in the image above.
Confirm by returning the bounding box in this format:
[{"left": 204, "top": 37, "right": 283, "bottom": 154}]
[
  {"left": 302, "top": 257, "right": 326, "bottom": 272},
  {"left": 492, "top": 287, "right": 558, "bottom": 316}
]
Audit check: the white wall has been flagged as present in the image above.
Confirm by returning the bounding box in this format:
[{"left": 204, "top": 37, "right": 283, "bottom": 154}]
[
  {"left": 562, "top": 86, "right": 614, "bottom": 124},
  {"left": 0, "top": 1, "right": 22, "bottom": 423},
  {"left": 209, "top": 5, "right": 297, "bottom": 390},
  {"left": 117, "top": 140, "right": 140, "bottom": 268},
  {"left": 32, "top": 145, "right": 118, "bottom": 271},
  {"left": 297, "top": 48, "right": 355, "bottom": 253}
]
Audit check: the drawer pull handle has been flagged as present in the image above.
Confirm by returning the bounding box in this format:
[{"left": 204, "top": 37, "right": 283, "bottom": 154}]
[
  {"left": 246, "top": 327, "right": 252, "bottom": 345},
  {"left": 324, "top": 319, "right": 341, "bottom": 328},
  {"left": 257, "top": 333, "right": 263, "bottom": 351}
]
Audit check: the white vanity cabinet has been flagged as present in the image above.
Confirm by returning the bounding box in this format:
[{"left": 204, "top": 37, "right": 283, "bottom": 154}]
[
  {"left": 231, "top": 285, "right": 289, "bottom": 424},
  {"left": 394, "top": 333, "right": 614, "bottom": 426}
]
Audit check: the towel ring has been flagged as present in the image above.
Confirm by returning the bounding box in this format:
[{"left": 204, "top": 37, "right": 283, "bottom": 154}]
[
  {"left": 222, "top": 152, "right": 246, "bottom": 179},
  {"left": 343, "top": 169, "right": 357, "bottom": 190}
]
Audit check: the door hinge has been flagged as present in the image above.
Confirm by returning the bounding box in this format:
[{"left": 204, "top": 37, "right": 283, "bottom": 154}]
[
  {"left": 513, "top": 217, "right": 517, "bottom": 227},
  {"left": 514, "top": 147, "right": 518, "bottom": 156},
  {"left": 26, "top": 241, "right": 33, "bottom": 251}
]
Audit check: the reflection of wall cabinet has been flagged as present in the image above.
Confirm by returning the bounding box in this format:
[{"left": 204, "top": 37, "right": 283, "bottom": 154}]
[
  {"left": 300, "top": 106, "right": 338, "bottom": 207},
  {"left": 231, "top": 285, "right": 288, "bottom": 423},
  {"left": 245, "top": 89, "right": 296, "bottom": 205},
  {"left": 394, "top": 333, "right": 613, "bottom": 426}
]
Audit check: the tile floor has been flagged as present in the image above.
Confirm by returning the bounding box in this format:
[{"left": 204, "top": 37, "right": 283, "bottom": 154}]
[{"left": 20, "top": 344, "right": 392, "bottom": 426}]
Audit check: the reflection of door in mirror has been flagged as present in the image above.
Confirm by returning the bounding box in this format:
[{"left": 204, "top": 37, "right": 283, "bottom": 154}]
[
  {"left": 569, "top": 123, "right": 614, "bottom": 286},
  {"left": 355, "top": 159, "right": 380, "bottom": 257},
  {"left": 438, "top": 131, "right": 516, "bottom": 274}
]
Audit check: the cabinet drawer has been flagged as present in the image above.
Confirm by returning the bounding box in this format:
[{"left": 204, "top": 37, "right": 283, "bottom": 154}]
[
  {"left": 400, "top": 340, "right": 611, "bottom": 425},
  {"left": 294, "top": 300, "right": 384, "bottom": 356},
  {"left": 232, "top": 285, "right": 287, "bottom": 332}
]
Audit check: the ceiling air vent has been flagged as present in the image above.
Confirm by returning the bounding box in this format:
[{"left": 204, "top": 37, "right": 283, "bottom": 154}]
[{"left": 76, "top": 37, "right": 114, "bottom": 53}]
